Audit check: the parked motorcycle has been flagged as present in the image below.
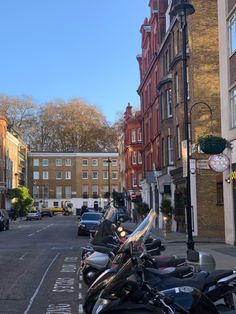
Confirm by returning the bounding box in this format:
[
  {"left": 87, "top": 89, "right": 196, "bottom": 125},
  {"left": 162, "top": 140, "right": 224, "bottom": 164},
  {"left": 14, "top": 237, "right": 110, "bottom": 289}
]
[
  {"left": 80, "top": 208, "right": 166, "bottom": 286},
  {"left": 83, "top": 209, "right": 236, "bottom": 314}
]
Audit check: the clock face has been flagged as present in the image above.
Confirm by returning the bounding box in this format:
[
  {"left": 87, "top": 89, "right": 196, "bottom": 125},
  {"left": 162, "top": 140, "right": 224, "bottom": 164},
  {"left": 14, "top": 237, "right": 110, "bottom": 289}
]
[{"left": 208, "top": 154, "right": 230, "bottom": 172}]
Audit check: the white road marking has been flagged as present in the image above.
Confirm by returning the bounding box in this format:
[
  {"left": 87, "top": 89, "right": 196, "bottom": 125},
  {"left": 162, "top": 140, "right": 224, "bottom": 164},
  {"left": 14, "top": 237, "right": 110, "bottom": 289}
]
[
  {"left": 60, "top": 264, "right": 77, "bottom": 273},
  {"left": 46, "top": 304, "right": 71, "bottom": 313},
  {"left": 24, "top": 253, "right": 59, "bottom": 314},
  {"left": 53, "top": 278, "right": 74, "bottom": 292},
  {"left": 79, "top": 275, "right": 82, "bottom": 281},
  {"left": 78, "top": 283, "right": 82, "bottom": 289},
  {"left": 78, "top": 292, "right": 82, "bottom": 299},
  {"left": 19, "top": 252, "right": 28, "bottom": 260},
  {"left": 64, "top": 257, "right": 78, "bottom": 262},
  {"left": 78, "top": 304, "right": 84, "bottom": 313},
  {"left": 27, "top": 224, "right": 53, "bottom": 237}
]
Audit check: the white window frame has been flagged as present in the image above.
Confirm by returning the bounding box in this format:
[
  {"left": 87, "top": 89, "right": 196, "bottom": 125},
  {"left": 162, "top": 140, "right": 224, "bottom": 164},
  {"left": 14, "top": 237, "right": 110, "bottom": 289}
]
[
  {"left": 56, "top": 159, "right": 62, "bottom": 166},
  {"left": 137, "top": 128, "right": 142, "bottom": 142},
  {"left": 166, "top": 89, "right": 172, "bottom": 118},
  {"left": 168, "top": 135, "right": 174, "bottom": 165},
  {"left": 132, "top": 151, "right": 137, "bottom": 164},
  {"left": 231, "top": 87, "right": 236, "bottom": 128},
  {"left": 33, "top": 159, "right": 39, "bottom": 167},
  {"left": 103, "top": 185, "right": 108, "bottom": 193},
  {"left": 42, "top": 171, "right": 48, "bottom": 180},
  {"left": 33, "top": 185, "right": 39, "bottom": 198},
  {"left": 103, "top": 171, "right": 108, "bottom": 179},
  {"left": 92, "top": 159, "right": 98, "bottom": 166},
  {"left": 229, "top": 13, "right": 236, "bottom": 55},
  {"left": 82, "top": 185, "right": 88, "bottom": 193},
  {"left": 65, "top": 171, "right": 71, "bottom": 180},
  {"left": 33, "top": 171, "right": 39, "bottom": 180},
  {"left": 92, "top": 185, "right": 98, "bottom": 193},
  {"left": 112, "top": 172, "right": 118, "bottom": 180},
  {"left": 42, "top": 159, "right": 48, "bottom": 167},
  {"left": 92, "top": 171, "right": 98, "bottom": 180},
  {"left": 65, "top": 186, "right": 71, "bottom": 198},
  {"left": 56, "top": 171, "right": 62, "bottom": 180},
  {"left": 82, "top": 159, "right": 88, "bottom": 166},
  {"left": 131, "top": 129, "right": 136, "bottom": 143},
  {"left": 111, "top": 159, "right": 117, "bottom": 167},
  {"left": 65, "top": 158, "right": 71, "bottom": 166},
  {"left": 56, "top": 186, "right": 62, "bottom": 199},
  {"left": 138, "top": 151, "right": 142, "bottom": 164},
  {"left": 82, "top": 172, "right": 88, "bottom": 179}
]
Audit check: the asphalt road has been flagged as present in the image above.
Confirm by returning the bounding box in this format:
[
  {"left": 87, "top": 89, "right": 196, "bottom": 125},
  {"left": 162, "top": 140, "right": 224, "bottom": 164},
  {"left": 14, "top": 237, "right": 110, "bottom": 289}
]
[{"left": 0, "top": 215, "right": 89, "bottom": 314}]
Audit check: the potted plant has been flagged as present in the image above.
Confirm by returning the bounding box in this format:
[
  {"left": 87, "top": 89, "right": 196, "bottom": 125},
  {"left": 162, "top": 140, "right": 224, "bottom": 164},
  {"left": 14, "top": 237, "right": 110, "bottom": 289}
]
[
  {"left": 136, "top": 202, "right": 149, "bottom": 219},
  {"left": 197, "top": 135, "right": 232, "bottom": 154},
  {"left": 160, "top": 198, "right": 173, "bottom": 231}
]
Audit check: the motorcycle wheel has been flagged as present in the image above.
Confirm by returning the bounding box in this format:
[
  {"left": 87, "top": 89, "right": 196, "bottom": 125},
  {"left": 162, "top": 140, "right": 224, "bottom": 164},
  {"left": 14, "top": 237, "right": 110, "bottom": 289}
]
[{"left": 82, "top": 266, "right": 98, "bottom": 286}]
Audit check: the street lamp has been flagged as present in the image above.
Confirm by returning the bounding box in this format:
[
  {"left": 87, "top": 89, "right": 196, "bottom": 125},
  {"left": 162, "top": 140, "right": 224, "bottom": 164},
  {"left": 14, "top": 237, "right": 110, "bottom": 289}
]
[
  {"left": 105, "top": 158, "right": 112, "bottom": 203},
  {"left": 170, "top": 0, "right": 195, "bottom": 251}
]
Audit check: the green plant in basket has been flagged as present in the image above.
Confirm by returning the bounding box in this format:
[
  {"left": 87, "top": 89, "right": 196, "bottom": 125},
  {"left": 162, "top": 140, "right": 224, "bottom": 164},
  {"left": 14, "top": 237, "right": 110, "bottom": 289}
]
[{"left": 197, "top": 135, "right": 232, "bottom": 154}]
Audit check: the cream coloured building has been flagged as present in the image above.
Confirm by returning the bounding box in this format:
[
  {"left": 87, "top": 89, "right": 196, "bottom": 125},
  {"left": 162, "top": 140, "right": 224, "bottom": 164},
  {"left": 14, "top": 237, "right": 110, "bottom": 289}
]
[{"left": 27, "top": 152, "right": 119, "bottom": 212}]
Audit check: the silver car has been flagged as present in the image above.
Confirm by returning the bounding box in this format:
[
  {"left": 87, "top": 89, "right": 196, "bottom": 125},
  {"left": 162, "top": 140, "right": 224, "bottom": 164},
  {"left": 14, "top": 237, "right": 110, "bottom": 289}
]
[{"left": 26, "top": 210, "right": 42, "bottom": 220}]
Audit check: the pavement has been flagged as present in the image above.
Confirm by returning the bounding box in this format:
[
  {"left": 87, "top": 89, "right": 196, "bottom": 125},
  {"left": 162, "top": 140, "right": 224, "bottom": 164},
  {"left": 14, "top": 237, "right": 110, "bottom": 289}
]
[{"left": 122, "top": 221, "right": 236, "bottom": 271}]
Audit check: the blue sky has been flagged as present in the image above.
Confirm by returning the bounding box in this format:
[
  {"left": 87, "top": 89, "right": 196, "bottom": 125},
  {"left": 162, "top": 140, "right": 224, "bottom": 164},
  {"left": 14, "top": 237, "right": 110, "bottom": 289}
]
[{"left": 0, "top": 1, "right": 150, "bottom": 124}]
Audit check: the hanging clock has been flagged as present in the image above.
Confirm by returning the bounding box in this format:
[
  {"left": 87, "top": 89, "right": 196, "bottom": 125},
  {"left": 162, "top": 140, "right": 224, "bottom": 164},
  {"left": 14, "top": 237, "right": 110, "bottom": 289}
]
[{"left": 208, "top": 154, "right": 230, "bottom": 172}]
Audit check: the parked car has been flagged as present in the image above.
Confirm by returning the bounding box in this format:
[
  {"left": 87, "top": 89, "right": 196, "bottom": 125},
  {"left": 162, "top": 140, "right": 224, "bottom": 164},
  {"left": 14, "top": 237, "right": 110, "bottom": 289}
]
[
  {"left": 41, "top": 208, "right": 53, "bottom": 217},
  {"left": 26, "top": 210, "right": 42, "bottom": 220},
  {"left": 116, "top": 207, "right": 130, "bottom": 222},
  {"left": 0, "top": 209, "right": 10, "bottom": 231},
  {"left": 50, "top": 207, "right": 64, "bottom": 214},
  {"left": 77, "top": 211, "right": 103, "bottom": 236}
]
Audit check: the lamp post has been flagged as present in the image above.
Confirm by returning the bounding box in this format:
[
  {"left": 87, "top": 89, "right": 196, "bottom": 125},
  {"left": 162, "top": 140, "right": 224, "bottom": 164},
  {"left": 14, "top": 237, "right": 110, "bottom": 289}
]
[{"left": 170, "top": 0, "right": 195, "bottom": 251}]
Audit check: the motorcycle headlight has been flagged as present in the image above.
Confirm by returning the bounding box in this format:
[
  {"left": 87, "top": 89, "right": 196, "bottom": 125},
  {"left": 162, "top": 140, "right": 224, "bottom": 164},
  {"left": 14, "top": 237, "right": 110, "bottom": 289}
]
[
  {"left": 117, "top": 226, "right": 123, "bottom": 232},
  {"left": 120, "top": 231, "right": 126, "bottom": 237}
]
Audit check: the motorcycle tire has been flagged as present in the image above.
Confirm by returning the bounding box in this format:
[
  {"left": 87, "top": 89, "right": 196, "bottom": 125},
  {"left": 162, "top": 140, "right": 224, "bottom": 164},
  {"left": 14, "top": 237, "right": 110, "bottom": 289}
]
[{"left": 82, "top": 266, "right": 98, "bottom": 286}]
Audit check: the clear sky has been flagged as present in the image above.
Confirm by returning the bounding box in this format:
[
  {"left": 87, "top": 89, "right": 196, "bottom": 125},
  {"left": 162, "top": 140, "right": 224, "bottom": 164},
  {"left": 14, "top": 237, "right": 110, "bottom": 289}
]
[{"left": 0, "top": 1, "right": 150, "bottom": 124}]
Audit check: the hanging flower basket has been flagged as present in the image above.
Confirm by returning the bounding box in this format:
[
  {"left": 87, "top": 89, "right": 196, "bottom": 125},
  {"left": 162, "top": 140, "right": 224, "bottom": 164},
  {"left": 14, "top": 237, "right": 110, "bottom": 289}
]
[{"left": 197, "top": 135, "right": 232, "bottom": 154}]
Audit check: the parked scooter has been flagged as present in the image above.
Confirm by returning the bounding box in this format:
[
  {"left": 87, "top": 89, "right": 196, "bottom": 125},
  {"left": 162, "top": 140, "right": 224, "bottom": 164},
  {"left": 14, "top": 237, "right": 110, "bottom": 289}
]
[
  {"left": 80, "top": 206, "right": 167, "bottom": 286},
  {"left": 83, "top": 209, "right": 236, "bottom": 314}
]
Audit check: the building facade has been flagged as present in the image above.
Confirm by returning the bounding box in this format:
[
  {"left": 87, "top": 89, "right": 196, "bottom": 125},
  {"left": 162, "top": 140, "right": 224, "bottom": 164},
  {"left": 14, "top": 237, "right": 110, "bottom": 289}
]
[
  {"left": 218, "top": 0, "right": 236, "bottom": 244},
  {"left": 27, "top": 152, "right": 119, "bottom": 212},
  {"left": 137, "top": 0, "right": 167, "bottom": 214},
  {"left": 5, "top": 129, "right": 28, "bottom": 209},
  {"left": 0, "top": 116, "right": 28, "bottom": 209},
  {"left": 123, "top": 104, "right": 142, "bottom": 212},
  {"left": 137, "top": 0, "right": 225, "bottom": 238}
]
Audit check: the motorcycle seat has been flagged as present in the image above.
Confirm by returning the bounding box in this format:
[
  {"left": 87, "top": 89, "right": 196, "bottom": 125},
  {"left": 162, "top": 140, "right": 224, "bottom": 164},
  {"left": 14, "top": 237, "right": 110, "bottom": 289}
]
[
  {"left": 153, "top": 257, "right": 186, "bottom": 268},
  {"left": 146, "top": 266, "right": 193, "bottom": 278},
  {"left": 92, "top": 245, "right": 113, "bottom": 254},
  {"left": 204, "top": 270, "right": 234, "bottom": 288}
]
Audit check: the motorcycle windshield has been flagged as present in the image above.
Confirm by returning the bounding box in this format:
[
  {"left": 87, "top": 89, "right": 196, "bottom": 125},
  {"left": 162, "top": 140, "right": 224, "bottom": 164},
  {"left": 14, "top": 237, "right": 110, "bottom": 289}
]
[
  {"left": 103, "top": 205, "right": 118, "bottom": 223},
  {"left": 117, "top": 208, "right": 157, "bottom": 255}
]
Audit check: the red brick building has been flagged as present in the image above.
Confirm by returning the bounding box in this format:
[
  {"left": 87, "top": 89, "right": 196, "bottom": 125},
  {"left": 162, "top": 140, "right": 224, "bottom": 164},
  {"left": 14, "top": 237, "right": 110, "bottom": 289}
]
[
  {"left": 137, "top": 0, "right": 168, "bottom": 213},
  {"left": 123, "top": 104, "right": 142, "bottom": 210}
]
